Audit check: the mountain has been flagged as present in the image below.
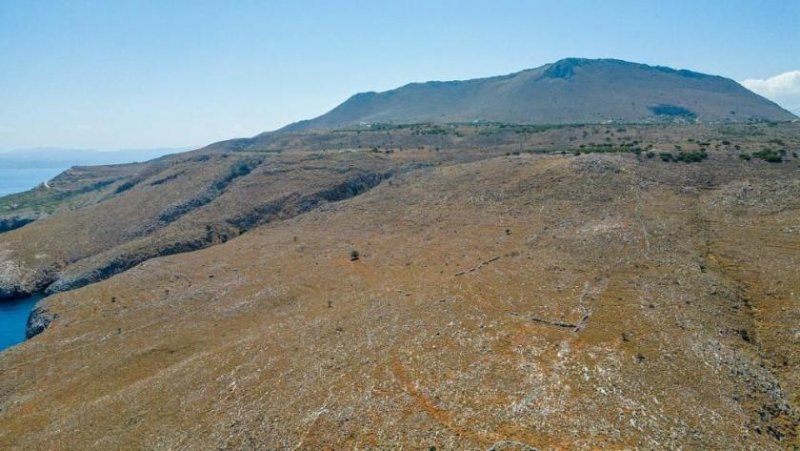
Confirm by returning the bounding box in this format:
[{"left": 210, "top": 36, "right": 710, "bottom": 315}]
[
  {"left": 283, "top": 58, "right": 797, "bottom": 131},
  {"left": 1, "top": 63, "right": 800, "bottom": 448}
]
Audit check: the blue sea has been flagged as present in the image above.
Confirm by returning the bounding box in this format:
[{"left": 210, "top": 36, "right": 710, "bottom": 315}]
[
  {"left": 0, "top": 165, "right": 67, "bottom": 351},
  {"left": 0, "top": 165, "right": 73, "bottom": 197},
  {"left": 0, "top": 166, "right": 62, "bottom": 352},
  {"left": 0, "top": 295, "right": 43, "bottom": 351},
  {"left": 0, "top": 151, "right": 178, "bottom": 351},
  {"left": 0, "top": 147, "right": 182, "bottom": 197}
]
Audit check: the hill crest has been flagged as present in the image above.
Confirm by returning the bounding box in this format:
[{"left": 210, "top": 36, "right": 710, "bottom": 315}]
[{"left": 282, "top": 58, "right": 796, "bottom": 131}]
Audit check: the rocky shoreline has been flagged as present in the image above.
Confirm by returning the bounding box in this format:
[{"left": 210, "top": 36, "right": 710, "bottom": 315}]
[
  {"left": 0, "top": 216, "right": 37, "bottom": 234},
  {"left": 0, "top": 292, "right": 47, "bottom": 351},
  {"left": 25, "top": 301, "right": 55, "bottom": 339}
]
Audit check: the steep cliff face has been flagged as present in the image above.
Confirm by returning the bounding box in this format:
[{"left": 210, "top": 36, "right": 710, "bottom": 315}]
[{"left": 25, "top": 304, "right": 55, "bottom": 339}]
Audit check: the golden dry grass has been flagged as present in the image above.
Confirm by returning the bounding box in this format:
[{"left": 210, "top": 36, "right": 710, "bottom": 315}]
[{"left": 1, "top": 145, "right": 798, "bottom": 448}]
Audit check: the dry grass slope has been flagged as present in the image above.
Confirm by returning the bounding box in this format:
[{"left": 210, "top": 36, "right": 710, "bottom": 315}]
[{"left": 0, "top": 123, "right": 799, "bottom": 449}]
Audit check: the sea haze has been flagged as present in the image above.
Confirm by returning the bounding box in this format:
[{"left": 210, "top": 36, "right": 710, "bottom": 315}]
[
  {"left": 0, "top": 164, "right": 75, "bottom": 196},
  {"left": 0, "top": 147, "right": 188, "bottom": 196}
]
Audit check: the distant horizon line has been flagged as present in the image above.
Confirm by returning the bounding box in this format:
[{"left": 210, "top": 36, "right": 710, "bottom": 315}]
[
  {"left": 0, "top": 145, "right": 197, "bottom": 154},
  {"left": 3, "top": 58, "right": 798, "bottom": 152}
]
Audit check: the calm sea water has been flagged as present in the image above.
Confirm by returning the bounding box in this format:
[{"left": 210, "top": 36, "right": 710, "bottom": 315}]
[
  {"left": 0, "top": 295, "right": 43, "bottom": 351},
  {"left": 1, "top": 148, "right": 179, "bottom": 197},
  {"left": 0, "top": 166, "right": 69, "bottom": 351},
  {"left": 0, "top": 166, "right": 72, "bottom": 197},
  {"left": 0, "top": 155, "right": 174, "bottom": 351}
]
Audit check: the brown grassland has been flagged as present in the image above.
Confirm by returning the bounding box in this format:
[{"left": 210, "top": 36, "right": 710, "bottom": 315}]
[{"left": 0, "top": 122, "right": 799, "bottom": 449}]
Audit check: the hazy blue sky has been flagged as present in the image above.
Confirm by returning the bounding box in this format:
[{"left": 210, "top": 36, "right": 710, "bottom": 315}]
[{"left": 1, "top": 0, "right": 798, "bottom": 151}]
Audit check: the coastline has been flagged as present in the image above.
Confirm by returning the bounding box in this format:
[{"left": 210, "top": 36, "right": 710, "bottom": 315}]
[{"left": 0, "top": 293, "right": 44, "bottom": 351}]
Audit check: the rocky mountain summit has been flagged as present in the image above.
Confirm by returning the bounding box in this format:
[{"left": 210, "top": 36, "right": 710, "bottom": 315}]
[{"left": 283, "top": 58, "right": 796, "bottom": 131}]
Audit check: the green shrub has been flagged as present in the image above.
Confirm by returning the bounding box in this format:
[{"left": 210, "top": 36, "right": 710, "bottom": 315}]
[
  {"left": 658, "top": 150, "right": 707, "bottom": 163},
  {"left": 752, "top": 149, "right": 783, "bottom": 163},
  {"left": 674, "top": 150, "right": 708, "bottom": 163}
]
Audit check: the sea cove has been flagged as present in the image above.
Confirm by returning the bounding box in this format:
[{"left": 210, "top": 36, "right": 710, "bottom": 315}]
[{"left": 0, "top": 294, "right": 42, "bottom": 351}]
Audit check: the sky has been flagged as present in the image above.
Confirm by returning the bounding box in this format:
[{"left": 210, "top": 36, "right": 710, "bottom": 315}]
[{"left": 1, "top": 0, "right": 798, "bottom": 151}]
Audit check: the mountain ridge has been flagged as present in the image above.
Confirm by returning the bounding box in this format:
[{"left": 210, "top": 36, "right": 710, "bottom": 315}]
[{"left": 280, "top": 58, "right": 796, "bottom": 132}]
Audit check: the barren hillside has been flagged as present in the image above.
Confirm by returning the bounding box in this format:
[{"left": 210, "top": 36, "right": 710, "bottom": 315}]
[{"left": 0, "top": 122, "right": 799, "bottom": 449}]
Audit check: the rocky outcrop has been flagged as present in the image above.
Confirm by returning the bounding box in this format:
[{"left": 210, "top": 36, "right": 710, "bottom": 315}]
[
  {"left": 228, "top": 170, "right": 395, "bottom": 230},
  {"left": 156, "top": 158, "right": 263, "bottom": 225},
  {"left": 0, "top": 252, "right": 57, "bottom": 300},
  {"left": 0, "top": 256, "right": 27, "bottom": 299},
  {"left": 45, "top": 225, "right": 237, "bottom": 294},
  {"left": 0, "top": 216, "right": 36, "bottom": 234},
  {"left": 25, "top": 303, "right": 56, "bottom": 339},
  {"left": 48, "top": 171, "right": 395, "bottom": 294}
]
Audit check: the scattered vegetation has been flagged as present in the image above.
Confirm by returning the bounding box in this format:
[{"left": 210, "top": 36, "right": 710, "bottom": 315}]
[
  {"left": 648, "top": 104, "right": 697, "bottom": 119},
  {"left": 3, "top": 120, "right": 800, "bottom": 450},
  {"left": 751, "top": 149, "right": 783, "bottom": 163},
  {"left": 658, "top": 150, "right": 708, "bottom": 163}
]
